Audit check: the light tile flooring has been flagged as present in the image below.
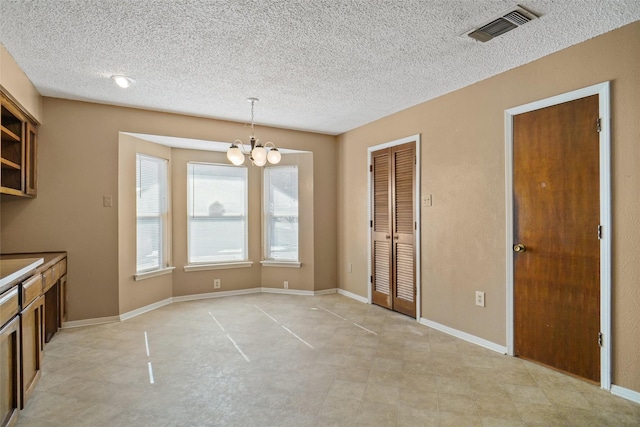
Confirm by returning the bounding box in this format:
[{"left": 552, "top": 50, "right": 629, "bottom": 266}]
[{"left": 17, "top": 293, "right": 640, "bottom": 426}]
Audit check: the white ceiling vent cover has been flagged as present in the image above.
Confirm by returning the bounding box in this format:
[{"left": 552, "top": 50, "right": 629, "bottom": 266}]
[{"left": 465, "top": 6, "right": 539, "bottom": 42}]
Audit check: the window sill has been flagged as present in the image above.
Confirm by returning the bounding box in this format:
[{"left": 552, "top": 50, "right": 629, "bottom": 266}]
[
  {"left": 260, "top": 260, "right": 302, "bottom": 268},
  {"left": 134, "top": 266, "right": 176, "bottom": 281},
  {"left": 184, "top": 261, "right": 253, "bottom": 272}
]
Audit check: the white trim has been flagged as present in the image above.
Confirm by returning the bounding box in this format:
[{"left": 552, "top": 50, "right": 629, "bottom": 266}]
[
  {"left": 314, "top": 288, "right": 338, "bottom": 296},
  {"left": 183, "top": 261, "right": 253, "bottom": 272},
  {"left": 173, "top": 287, "right": 261, "bottom": 302},
  {"left": 260, "top": 260, "right": 301, "bottom": 268},
  {"left": 337, "top": 288, "right": 369, "bottom": 304},
  {"left": 134, "top": 266, "right": 175, "bottom": 281},
  {"left": 611, "top": 385, "right": 640, "bottom": 405},
  {"left": 261, "top": 287, "right": 314, "bottom": 296},
  {"left": 505, "top": 82, "right": 611, "bottom": 389},
  {"left": 61, "top": 316, "right": 120, "bottom": 329},
  {"left": 420, "top": 317, "right": 507, "bottom": 354},
  {"left": 367, "top": 134, "right": 422, "bottom": 320},
  {"left": 119, "top": 297, "right": 173, "bottom": 321}
]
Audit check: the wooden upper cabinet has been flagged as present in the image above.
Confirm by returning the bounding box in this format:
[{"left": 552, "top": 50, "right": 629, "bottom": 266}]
[{"left": 1, "top": 91, "right": 38, "bottom": 198}]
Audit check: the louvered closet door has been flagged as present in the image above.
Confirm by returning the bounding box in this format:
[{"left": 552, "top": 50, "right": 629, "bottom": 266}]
[
  {"left": 391, "top": 143, "right": 416, "bottom": 317},
  {"left": 371, "top": 149, "right": 393, "bottom": 309},
  {"left": 371, "top": 142, "right": 416, "bottom": 317}
]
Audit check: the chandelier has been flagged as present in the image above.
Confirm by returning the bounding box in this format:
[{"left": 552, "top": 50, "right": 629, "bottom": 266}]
[{"left": 226, "top": 98, "right": 281, "bottom": 166}]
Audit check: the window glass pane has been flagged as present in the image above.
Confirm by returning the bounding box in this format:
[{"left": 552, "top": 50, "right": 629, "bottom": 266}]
[
  {"left": 136, "top": 154, "right": 168, "bottom": 272},
  {"left": 265, "top": 166, "right": 298, "bottom": 261},
  {"left": 188, "top": 163, "right": 247, "bottom": 263}
]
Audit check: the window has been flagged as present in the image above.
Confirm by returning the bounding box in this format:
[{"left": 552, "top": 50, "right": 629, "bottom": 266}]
[
  {"left": 188, "top": 163, "right": 248, "bottom": 264},
  {"left": 264, "top": 166, "right": 298, "bottom": 261},
  {"left": 136, "top": 153, "right": 169, "bottom": 273}
]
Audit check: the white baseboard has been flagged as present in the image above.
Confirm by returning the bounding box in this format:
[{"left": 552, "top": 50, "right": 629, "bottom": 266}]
[
  {"left": 120, "top": 297, "right": 173, "bottom": 321},
  {"left": 314, "top": 288, "right": 338, "bottom": 296},
  {"left": 62, "top": 315, "right": 120, "bottom": 329},
  {"left": 419, "top": 317, "right": 507, "bottom": 354},
  {"left": 261, "top": 287, "right": 314, "bottom": 296},
  {"left": 611, "top": 384, "right": 640, "bottom": 404},
  {"left": 337, "top": 288, "right": 369, "bottom": 304},
  {"left": 173, "top": 287, "right": 261, "bottom": 302}
]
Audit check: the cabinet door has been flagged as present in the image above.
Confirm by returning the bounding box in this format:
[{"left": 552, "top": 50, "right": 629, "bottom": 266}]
[
  {"left": 24, "top": 121, "right": 37, "bottom": 197},
  {"left": 20, "top": 296, "right": 44, "bottom": 408},
  {"left": 0, "top": 316, "right": 20, "bottom": 427}
]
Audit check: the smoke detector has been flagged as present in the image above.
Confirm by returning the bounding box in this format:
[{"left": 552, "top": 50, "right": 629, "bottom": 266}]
[{"left": 464, "top": 5, "right": 539, "bottom": 42}]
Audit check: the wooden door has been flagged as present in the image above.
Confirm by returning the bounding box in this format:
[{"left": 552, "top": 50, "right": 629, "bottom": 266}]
[
  {"left": 371, "top": 142, "right": 416, "bottom": 317},
  {"left": 513, "top": 95, "right": 600, "bottom": 382}
]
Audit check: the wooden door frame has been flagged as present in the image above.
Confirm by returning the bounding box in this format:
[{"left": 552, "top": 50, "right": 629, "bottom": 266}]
[
  {"left": 505, "top": 82, "right": 611, "bottom": 389},
  {"left": 368, "top": 134, "right": 421, "bottom": 320}
]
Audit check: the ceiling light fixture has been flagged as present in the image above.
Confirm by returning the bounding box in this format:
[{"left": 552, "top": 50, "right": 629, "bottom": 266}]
[
  {"left": 227, "top": 98, "right": 281, "bottom": 167},
  {"left": 111, "top": 75, "right": 135, "bottom": 88}
]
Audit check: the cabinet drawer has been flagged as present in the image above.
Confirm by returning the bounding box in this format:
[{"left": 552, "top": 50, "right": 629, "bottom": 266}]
[
  {"left": 22, "top": 274, "right": 43, "bottom": 307},
  {"left": 0, "top": 286, "right": 20, "bottom": 328},
  {"left": 43, "top": 265, "right": 57, "bottom": 292},
  {"left": 58, "top": 258, "right": 67, "bottom": 277}
]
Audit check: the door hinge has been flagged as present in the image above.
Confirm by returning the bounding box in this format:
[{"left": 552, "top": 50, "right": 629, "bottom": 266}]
[
  {"left": 598, "top": 332, "right": 603, "bottom": 347},
  {"left": 415, "top": 221, "right": 417, "bottom": 230},
  {"left": 415, "top": 156, "right": 417, "bottom": 165},
  {"left": 370, "top": 275, "right": 373, "bottom": 283},
  {"left": 596, "top": 118, "right": 602, "bottom": 133},
  {"left": 370, "top": 164, "right": 373, "bottom": 172},
  {"left": 370, "top": 220, "right": 373, "bottom": 228},
  {"left": 598, "top": 225, "right": 602, "bottom": 240}
]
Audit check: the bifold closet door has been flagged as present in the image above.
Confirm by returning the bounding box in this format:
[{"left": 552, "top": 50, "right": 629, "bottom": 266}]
[{"left": 371, "top": 142, "right": 416, "bottom": 317}]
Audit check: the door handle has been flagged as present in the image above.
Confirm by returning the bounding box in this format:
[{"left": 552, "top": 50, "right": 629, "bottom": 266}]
[
  {"left": 513, "top": 243, "right": 526, "bottom": 253},
  {"left": 393, "top": 235, "right": 399, "bottom": 240},
  {"left": 385, "top": 234, "right": 390, "bottom": 239}
]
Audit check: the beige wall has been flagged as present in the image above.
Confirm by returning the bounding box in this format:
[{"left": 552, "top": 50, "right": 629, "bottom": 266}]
[
  {"left": 1, "top": 98, "right": 336, "bottom": 321},
  {"left": 0, "top": 43, "right": 42, "bottom": 123},
  {"left": 337, "top": 21, "right": 640, "bottom": 392}
]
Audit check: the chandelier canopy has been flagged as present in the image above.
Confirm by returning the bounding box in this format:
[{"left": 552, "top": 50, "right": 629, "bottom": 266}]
[{"left": 227, "top": 98, "right": 281, "bottom": 167}]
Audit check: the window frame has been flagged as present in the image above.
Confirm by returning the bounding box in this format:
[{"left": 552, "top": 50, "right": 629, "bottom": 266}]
[
  {"left": 135, "top": 153, "right": 171, "bottom": 275},
  {"left": 186, "top": 162, "right": 249, "bottom": 266},
  {"left": 263, "top": 165, "right": 299, "bottom": 264}
]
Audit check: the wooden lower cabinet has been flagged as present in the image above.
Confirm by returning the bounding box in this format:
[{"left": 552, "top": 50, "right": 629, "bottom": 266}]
[
  {"left": 0, "top": 316, "right": 20, "bottom": 427},
  {"left": 20, "top": 295, "right": 44, "bottom": 408},
  {"left": 58, "top": 275, "right": 67, "bottom": 327}
]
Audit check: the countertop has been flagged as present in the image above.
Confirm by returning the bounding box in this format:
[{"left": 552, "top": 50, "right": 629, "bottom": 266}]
[{"left": 0, "top": 257, "right": 44, "bottom": 294}]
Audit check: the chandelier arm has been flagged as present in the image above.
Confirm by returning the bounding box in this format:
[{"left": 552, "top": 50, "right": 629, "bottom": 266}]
[{"left": 233, "top": 139, "right": 251, "bottom": 155}]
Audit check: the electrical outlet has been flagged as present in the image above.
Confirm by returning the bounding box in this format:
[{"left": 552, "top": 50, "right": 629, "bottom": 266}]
[
  {"left": 214, "top": 279, "right": 221, "bottom": 289},
  {"left": 284, "top": 281, "right": 289, "bottom": 289},
  {"left": 475, "top": 291, "right": 485, "bottom": 307}
]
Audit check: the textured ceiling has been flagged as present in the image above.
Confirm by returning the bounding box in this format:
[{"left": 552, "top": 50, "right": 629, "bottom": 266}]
[{"left": 1, "top": 1, "right": 639, "bottom": 135}]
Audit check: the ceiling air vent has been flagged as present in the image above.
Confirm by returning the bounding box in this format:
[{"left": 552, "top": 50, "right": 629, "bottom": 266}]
[{"left": 466, "top": 6, "right": 539, "bottom": 42}]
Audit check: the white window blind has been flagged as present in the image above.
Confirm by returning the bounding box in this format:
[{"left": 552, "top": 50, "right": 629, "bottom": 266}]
[
  {"left": 188, "top": 163, "right": 248, "bottom": 264},
  {"left": 136, "top": 153, "right": 169, "bottom": 273},
  {"left": 264, "top": 166, "right": 299, "bottom": 261}
]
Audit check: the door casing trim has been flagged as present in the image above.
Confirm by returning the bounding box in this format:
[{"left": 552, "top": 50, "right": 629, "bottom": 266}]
[
  {"left": 368, "top": 134, "right": 422, "bottom": 320},
  {"left": 504, "top": 82, "right": 611, "bottom": 390}
]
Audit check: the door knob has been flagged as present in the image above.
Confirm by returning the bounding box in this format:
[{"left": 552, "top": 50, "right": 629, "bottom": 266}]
[{"left": 513, "top": 244, "right": 526, "bottom": 253}]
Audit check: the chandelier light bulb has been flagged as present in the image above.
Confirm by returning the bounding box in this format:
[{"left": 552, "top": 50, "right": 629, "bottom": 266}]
[
  {"left": 267, "top": 148, "right": 281, "bottom": 164},
  {"left": 252, "top": 145, "right": 267, "bottom": 163},
  {"left": 227, "top": 145, "right": 245, "bottom": 165},
  {"left": 253, "top": 157, "right": 267, "bottom": 167}
]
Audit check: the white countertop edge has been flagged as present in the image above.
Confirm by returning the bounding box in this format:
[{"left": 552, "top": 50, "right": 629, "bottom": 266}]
[{"left": 0, "top": 257, "right": 45, "bottom": 289}]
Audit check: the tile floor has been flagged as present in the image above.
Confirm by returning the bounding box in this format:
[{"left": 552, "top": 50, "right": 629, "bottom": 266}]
[{"left": 16, "top": 293, "right": 640, "bottom": 426}]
